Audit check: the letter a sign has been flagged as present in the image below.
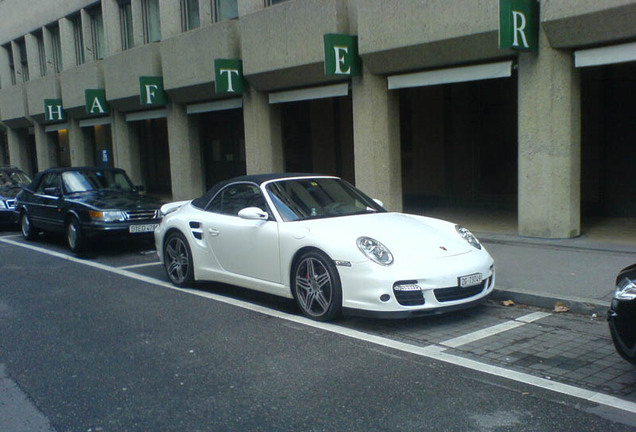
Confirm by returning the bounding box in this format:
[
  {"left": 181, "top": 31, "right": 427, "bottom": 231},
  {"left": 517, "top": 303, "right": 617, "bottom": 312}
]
[
  {"left": 499, "top": 0, "right": 539, "bottom": 51},
  {"left": 85, "top": 89, "right": 110, "bottom": 115}
]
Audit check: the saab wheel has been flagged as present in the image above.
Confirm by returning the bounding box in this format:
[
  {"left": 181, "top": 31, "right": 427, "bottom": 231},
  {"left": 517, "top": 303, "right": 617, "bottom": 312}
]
[
  {"left": 66, "top": 216, "right": 85, "bottom": 253},
  {"left": 20, "top": 212, "right": 37, "bottom": 240},
  {"left": 292, "top": 250, "right": 342, "bottom": 321},
  {"left": 164, "top": 232, "right": 194, "bottom": 287}
]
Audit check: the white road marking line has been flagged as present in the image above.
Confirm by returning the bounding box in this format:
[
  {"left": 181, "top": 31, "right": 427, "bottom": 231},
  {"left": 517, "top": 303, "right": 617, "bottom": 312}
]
[
  {"left": 2, "top": 236, "right": 635, "bottom": 416},
  {"left": 118, "top": 262, "right": 162, "bottom": 270},
  {"left": 440, "top": 311, "right": 551, "bottom": 348}
]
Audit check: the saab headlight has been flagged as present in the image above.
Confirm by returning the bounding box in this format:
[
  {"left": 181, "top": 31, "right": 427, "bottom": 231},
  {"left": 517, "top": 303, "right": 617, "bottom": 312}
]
[
  {"left": 89, "top": 210, "right": 126, "bottom": 222},
  {"left": 357, "top": 237, "right": 394, "bottom": 266},
  {"left": 456, "top": 225, "right": 482, "bottom": 250},
  {"left": 615, "top": 277, "right": 636, "bottom": 301}
]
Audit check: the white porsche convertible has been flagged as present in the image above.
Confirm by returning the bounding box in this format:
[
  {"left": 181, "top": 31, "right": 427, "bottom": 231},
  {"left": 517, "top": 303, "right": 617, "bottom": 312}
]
[{"left": 155, "top": 174, "right": 495, "bottom": 321}]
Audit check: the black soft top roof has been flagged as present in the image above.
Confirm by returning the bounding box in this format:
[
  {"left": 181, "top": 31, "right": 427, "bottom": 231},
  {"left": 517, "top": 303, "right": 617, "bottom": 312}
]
[{"left": 191, "top": 173, "right": 331, "bottom": 209}]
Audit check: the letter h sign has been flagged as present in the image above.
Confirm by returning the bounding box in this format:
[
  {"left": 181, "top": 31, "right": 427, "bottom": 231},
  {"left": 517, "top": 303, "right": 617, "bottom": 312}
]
[{"left": 499, "top": 0, "right": 539, "bottom": 51}]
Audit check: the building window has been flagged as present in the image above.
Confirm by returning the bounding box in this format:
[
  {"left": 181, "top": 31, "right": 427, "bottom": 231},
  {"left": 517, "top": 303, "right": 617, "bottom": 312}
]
[
  {"left": 17, "top": 39, "right": 29, "bottom": 82},
  {"left": 214, "top": 0, "right": 238, "bottom": 21},
  {"left": 35, "top": 31, "right": 46, "bottom": 77},
  {"left": 71, "top": 14, "right": 85, "bottom": 65},
  {"left": 119, "top": 0, "right": 134, "bottom": 50},
  {"left": 182, "top": 0, "right": 200, "bottom": 31},
  {"left": 49, "top": 24, "right": 63, "bottom": 73},
  {"left": 89, "top": 7, "right": 106, "bottom": 60},
  {"left": 143, "top": 0, "right": 162, "bottom": 43},
  {"left": 265, "top": 0, "right": 288, "bottom": 5}
]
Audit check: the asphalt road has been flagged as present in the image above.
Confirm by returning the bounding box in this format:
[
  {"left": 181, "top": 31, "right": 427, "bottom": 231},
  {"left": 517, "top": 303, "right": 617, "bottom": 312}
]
[{"left": 1, "top": 231, "right": 635, "bottom": 431}]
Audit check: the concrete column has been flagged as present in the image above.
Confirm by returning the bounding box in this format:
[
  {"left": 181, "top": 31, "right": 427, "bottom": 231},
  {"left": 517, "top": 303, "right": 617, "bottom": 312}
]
[
  {"left": 0, "top": 45, "right": 12, "bottom": 88},
  {"left": 33, "top": 123, "right": 59, "bottom": 170},
  {"left": 24, "top": 33, "right": 42, "bottom": 80},
  {"left": 242, "top": 86, "right": 284, "bottom": 174},
  {"left": 131, "top": 0, "right": 145, "bottom": 47},
  {"left": 58, "top": 17, "right": 75, "bottom": 70},
  {"left": 7, "top": 128, "right": 32, "bottom": 173},
  {"left": 68, "top": 119, "right": 94, "bottom": 166},
  {"left": 238, "top": 0, "right": 265, "bottom": 17},
  {"left": 159, "top": 0, "right": 182, "bottom": 39},
  {"left": 111, "top": 110, "right": 142, "bottom": 185},
  {"left": 166, "top": 101, "right": 204, "bottom": 200},
  {"left": 518, "top": 29, "right": 581, "bottom": 239},
  {"left": 10, "top": 41, "right": 23, "bottom": 83},
  {"left": 102, "top": 0, "right": 123, "bottom": 56},
  {"left": 352, "top": 65, "right": 402, "bottom": 211},
  {"left": 200, "top": 0, "right": 213, "bottom": 24}
]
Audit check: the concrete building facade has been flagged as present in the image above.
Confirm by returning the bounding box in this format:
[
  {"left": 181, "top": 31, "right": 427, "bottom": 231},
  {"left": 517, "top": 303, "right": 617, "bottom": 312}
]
[{"left": 1, "top": 0, "right": 635, "bottom": 238}]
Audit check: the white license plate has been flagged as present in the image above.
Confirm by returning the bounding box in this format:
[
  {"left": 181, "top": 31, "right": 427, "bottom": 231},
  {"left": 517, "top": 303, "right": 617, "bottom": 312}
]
[
  {"left": 129, "top": 223, "right": 158, "bottom": 234},
  {"left": 459, "top": 273, "right": 482, "bottom": 287}
]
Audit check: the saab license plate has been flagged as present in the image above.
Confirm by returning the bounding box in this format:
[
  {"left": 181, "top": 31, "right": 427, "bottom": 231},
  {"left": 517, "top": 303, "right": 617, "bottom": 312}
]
[
  {"left": 129, "top": 223, "right": 158, "bottom": 234},
  {"left": 459, "top": 273, "right": 482, "bottom": 287}
]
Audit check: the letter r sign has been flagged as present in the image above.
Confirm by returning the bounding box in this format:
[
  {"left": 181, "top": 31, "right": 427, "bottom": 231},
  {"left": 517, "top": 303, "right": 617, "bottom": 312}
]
[{"left": 499, "top": 0, "right": 539, "bottom": 51}]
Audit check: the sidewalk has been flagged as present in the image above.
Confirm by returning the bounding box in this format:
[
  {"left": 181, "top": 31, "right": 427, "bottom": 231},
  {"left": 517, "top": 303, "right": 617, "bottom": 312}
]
[{"left": 427, "top": 209, "right": 636, "bottom": 315}]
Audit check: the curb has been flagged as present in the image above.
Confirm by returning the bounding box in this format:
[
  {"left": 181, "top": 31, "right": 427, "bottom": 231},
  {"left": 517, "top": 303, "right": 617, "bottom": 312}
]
[{"left": 491, "top": 287, "right": 609, "bottom": 317}]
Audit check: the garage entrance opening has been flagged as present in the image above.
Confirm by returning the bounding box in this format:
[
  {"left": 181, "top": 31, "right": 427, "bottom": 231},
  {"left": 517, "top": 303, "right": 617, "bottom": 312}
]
[
  {"left": 280, "top": 96, "right": 354, "bottom": 184},
  {"left": 198, "top": 109, "right": 246, "bottom": 190},
  {"left": 137, "top": 118, "right": 171, "bottom": 198},
  {"left": 400, "top": 76, "right": 518, "bottom": 223},
  {"left": 582, "top": 62, "right": 636, "bottom": 219}
]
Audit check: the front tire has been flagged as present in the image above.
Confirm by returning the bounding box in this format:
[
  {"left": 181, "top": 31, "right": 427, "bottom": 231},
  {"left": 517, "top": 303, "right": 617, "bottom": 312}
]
[
  {"left": 66, "top": 216, "right": 85, "bottom": 253},
  {"left": 292, "top": 250, "right": 342, "bottom": 321},
  {"left": 164, "top": 232, "right": 195, "bottom": 287}
]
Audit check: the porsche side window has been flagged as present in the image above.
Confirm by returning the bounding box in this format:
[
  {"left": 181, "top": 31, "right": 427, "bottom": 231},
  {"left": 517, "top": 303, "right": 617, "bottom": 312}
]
[{"left": 207, "top": 183, "right": 265, "bottom": 216}]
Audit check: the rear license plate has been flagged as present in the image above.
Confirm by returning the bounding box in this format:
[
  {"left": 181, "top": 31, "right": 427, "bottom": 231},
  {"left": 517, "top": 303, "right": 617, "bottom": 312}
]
[
  {"left": 129, "top": 223, "right": 158, "bottom": 234},
  {"left": 459, "top": 273, "right": 482, "bottom": 287}
]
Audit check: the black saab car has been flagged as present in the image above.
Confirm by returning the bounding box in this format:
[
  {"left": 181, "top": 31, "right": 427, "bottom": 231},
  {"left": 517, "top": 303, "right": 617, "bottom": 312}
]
[
  {"left": 608, "top": 264, "right": 636, "bottom": 365},
  {"left": 0, "top": 165, "right": 32, "bottom": 225},
  {"left": 16, "top": 167, "right": 162, "bottom": 253}
]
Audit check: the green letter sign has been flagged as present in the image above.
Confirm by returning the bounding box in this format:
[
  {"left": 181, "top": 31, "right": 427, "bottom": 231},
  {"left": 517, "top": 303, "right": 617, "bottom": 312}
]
[
  {"left": 44, "top": 99, "right": 66, "bottom": 122},
  {"left": 139, "top": 76, "right": 167, "bottom": 106},
  {"left": 214, "top": 59, "right": 244, "bottom": 94},
  {"left": 85, "top": 89, "right": 110, "bottom": 115},
  {"left": 499, "top": 0, "right": 539, "bottom": 51},
  {"left": 324, "top": 34, "right": 360, "bottom": 76}
]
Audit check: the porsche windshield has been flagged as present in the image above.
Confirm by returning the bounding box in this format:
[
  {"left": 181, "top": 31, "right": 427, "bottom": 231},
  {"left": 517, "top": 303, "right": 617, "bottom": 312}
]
[
  {"left": 266, "top": 178, "right": 386, "bottom": 221},
  {"left": 62, "top": 170, "right": 134, "bottom": 193}
]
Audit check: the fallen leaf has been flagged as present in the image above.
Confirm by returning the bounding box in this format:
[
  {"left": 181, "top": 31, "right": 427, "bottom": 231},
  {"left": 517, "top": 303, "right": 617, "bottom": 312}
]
[
  {"left": 554, "top": 302, "right": 570, "bottom": 313},
  {"left": 502, "top": 300, "right": 515, "bottom": 307}
]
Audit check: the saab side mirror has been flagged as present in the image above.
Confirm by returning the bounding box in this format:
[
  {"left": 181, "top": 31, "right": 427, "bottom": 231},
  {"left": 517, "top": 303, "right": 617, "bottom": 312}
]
[{"left": 44, "top": 187, "right": 61, "bottom": 197}]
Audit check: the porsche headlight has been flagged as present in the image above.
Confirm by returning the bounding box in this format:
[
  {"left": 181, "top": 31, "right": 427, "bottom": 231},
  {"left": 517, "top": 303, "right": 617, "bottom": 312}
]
[
  {"left": 89, "top": 210, "right": 126, "bottom": 222},
  {"left": 615, "top": 277, "right": 636, "bottom": 301},
  {"left": 456, "top": 225, "right": 482, "bottom": 250},
  {"left": 357, "top": 237, "right": 394, "bottom": 266}
]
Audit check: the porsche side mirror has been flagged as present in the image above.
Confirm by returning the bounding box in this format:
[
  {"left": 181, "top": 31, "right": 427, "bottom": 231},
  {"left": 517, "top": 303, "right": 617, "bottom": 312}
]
[
  {"left": 238, "top": 207, "right": 269, "bottom": 221},
  {"left": 373, "top": 198, "right": 384, "bottom": 208}
]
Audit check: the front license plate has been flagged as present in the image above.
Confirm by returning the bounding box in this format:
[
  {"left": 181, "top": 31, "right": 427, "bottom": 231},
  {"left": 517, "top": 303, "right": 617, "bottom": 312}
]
[
  {"left": 459, "top": 273, "right": 482, "bottom": 287},
  {"left": 129, "top": 223, "right": 159, "bottom": 234}
]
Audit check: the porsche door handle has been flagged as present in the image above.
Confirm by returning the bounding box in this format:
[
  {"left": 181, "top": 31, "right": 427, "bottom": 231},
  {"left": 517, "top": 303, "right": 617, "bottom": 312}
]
[{"left": 208, "top": 228, "right": 220, "bottom": 236}]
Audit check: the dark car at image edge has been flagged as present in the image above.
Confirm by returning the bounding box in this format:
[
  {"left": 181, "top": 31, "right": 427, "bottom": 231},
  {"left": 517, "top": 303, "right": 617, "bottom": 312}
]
[
  {"left": 608, "top": 264, "right": 636, "bottom": 365},
  {"left": 15, "top": 166, "right": 162, "bottom": 253},
  {"left": 0, "top": 165, "right": 32, "bottom": 225}
]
